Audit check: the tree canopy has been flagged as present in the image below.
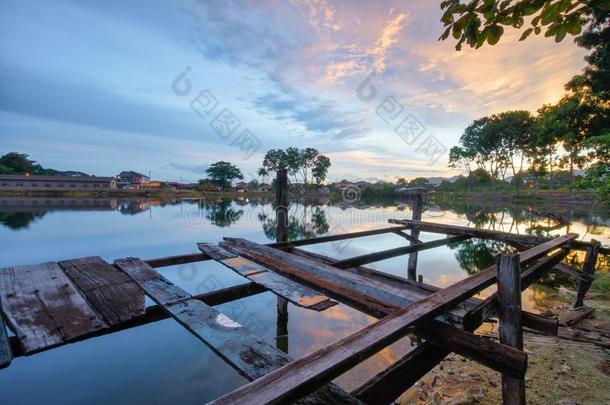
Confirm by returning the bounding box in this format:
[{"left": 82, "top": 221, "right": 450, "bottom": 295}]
[
  {"left": 439, "top": 0, "right": 609, "bottom": 50},
  {"left": 260, "top": 147, "right": 331, "bottom": 185},
  {"left": 205, "top": 161, "right": 243, "bottom": 189}
]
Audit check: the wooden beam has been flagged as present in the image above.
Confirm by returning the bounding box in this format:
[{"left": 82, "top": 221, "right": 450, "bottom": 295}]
[
  {"left": 267, "top": 225, "right": 409, "bottom": 249},
  {"left": 390, "top": 219, "right": 607, "bottom": 254},
  {"left": 58, "top": 257, "right": 145, "bottom": 326},
  {"left": 146, "top": 252, "right": 209, "bottom": 268},
  {"left": 114, "top": 258, "right": 360, "bottom": 404},
  {"left": 210, "top": 234, "right": 576, "bottom": 405},
  {"left": 0, "top": 262, "right": 107, "bottom": 354},
  {"left": 0, "top": 302, "right": 12, "bottom": 369},
  {"left": 496, "top": 254, "right": 526, "bottom": 405},
  {"left": 391, "top": 229, "right": 422, "bottom": 244},
  {"left": 463, "top": 248, "right": 568, "bottom": 332},
  {"left": 574, "top": 239, "right": 600, "bottom": 308},
  {"left": 552, "top": 262, "right": 595, "bottom": 283},
  {"left": 332, "top": 235, "right": 469, "bottom": 269},
  {"left": 221, "top": 240, "right": 526, "bottom": 377},
  {"left": 198, "top": 243, "right": 337, "bottom": 311}
]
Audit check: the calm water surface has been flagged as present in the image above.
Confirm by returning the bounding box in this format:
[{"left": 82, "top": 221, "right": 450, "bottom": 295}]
[{"left": 0, "top": 196, "right": 608, "bottom": 404}]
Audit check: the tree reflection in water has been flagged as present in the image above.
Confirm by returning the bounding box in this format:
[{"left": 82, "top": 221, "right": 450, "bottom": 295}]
[
  {"left": 258, "top": 204, "right": 329, "bottom": 241},
  {"left": 0, "top": 212, "right": 46, "bottom": 230},
  {"left": 199, "top": 199, "right": 244, "bottom": 227}
]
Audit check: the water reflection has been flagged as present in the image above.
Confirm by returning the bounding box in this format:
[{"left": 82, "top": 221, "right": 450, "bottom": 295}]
[{"left": 0, "top": 195, "right": 608, "bottom": 404}]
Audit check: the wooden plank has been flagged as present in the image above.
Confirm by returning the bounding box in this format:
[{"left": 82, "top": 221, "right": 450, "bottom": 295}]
[
  {"left": 222, "top": 242, "right": 528, "bottom": 376},
  {"left": 463, "top": 248, "right": 569, "bottom": 332},
  {"left": 391, "top": 229, "right": 422, "bottom": 244},
  {"left": 198, "top": 244, "right": 336, "bottom": 311},
  {"left": 146, "top": 252, "right": 209, "bottom": 268},
  {"left": 8, "top": 282, "right": 268, "bottom": 358},
  {"left": 496, "top": 254, "right": 526, "bottom": 405},
  {"left": 552, "top": 262, "right": 595, "bottom": 283},
  {"left": 574, "top": 239, "right": 600, "bottom": 307},
  {"left": 390, "top": 218, "right": 608, "bottom": 254},
  {"left": 332, "top": 235, "right": 469, "bottom": 269},
  {"left": 267, "top": 225, "right": 409, "bottom": 249},
  {"left": 58, "top": 257, "right": 145, "bottom": 326},
  {"left": 0, "top": 262, "right": 107, "bottom": 353},
  {"left": 210, "top": 234, "right": 576, "bottom": 405},
  {"left": 114, "top": 258, "right": 190, "bottom": 305},
  {"left": 114, "top": 257, "right": 361, "bottom": 404},
  {"left": 558, "top": 306, "right": 594, "bottom": 326},
  {"left": 0, "top": 301, "right": 12, "bottom": 369}
]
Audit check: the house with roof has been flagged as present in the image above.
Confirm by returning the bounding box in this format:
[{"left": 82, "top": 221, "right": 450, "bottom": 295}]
[{"left": 117, "top": 171, "right": 150, "bottom": 188}]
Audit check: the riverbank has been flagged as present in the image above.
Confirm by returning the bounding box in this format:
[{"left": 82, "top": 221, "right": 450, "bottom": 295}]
[
  {"left": 401, "top": 292, "right": 610, "bottom": 405},
  {"left": 0, "top": 188, "right": 274, "bottom": 199},
  {"left": 430, "top": 190, "right": 603, "bottom": 207}
]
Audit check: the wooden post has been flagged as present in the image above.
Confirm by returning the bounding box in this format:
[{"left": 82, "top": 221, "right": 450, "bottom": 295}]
[
  {"left": 574, "top": 239, "right": 599, "bottom": 308},
  {"left": 496, "top": 254, "right": 526, "bottom": 405},
  {"left": 407, "top": 191, "right": 423, "bottom": 280},
  {"left": 275, "top": 168, "right": 289, "bottom": 353}
]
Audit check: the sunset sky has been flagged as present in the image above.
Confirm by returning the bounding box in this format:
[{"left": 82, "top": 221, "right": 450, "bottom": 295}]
[{"left": 0, "top": 0, "right": 588, "bottom": 183}]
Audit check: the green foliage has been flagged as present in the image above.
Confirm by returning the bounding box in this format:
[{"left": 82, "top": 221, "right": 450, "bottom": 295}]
[
  {"left": 261, "top": 147, "right": 331, "bottom": 185},
  {"left": 439, "top": 0, "right": 608, "bottom": 50},
  {"left": 205, "top": 161, "right": 243, "bottom": 189}
]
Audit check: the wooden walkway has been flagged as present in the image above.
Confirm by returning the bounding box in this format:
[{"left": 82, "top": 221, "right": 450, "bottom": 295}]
[{"left": 0, "top": 219, "right": 606, "bottom": 404}]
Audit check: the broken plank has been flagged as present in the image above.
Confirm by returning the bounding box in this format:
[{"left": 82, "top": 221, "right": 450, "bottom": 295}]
[
  {"left": 114, "top": 258, "right": 190, "bottom": 305},
  {"left": 0, "top": 262, "right": 107, "bottom": 353},
  {"left": 267, "top": 226, "right": 409, "bottom": 250},
  {"left": 198, "top": 244, "right": 336, "bottom": 311},
  {"left": 115, "top": 257, "right": 361, "bottom": 404},
  {"left": 552, "top": 262, "right": 595, "bottom": 283},
  {"left": 0, "top": 302, "right": 12, "bottom": 369},
  {"left": 332, "top": 235, "right": 470, "bottom": 269},
  {"left": 558, "top": 306, "right": 594, "bottom": 326},
  {"left": 59, "top": 256, "right": 145, "bottom": 326},
  {"left": 210, "top": 234, "right": 577, "bottom": 405},
  {"left": 219, "top": 240, "right": 529, "bottom": 379},
  {"left": 146, "top": 252, "right": 209, "bottom": 268}
]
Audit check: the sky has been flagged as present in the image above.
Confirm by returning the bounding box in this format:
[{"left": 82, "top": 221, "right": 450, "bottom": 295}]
[{"left": 0, "top": 0, "right": 589, "bottom": 183}]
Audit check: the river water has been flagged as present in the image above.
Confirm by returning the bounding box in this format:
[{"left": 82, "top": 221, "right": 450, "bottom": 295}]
[{"left": 0, "top": 196, "right": 608, "bottom": 404}]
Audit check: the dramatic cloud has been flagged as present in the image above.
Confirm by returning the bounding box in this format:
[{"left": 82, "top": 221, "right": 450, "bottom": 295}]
[{"left": 0, "top": 0, "right": 589, "bottom": 181}]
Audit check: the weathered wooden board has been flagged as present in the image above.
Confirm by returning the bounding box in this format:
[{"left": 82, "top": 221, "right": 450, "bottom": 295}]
[
  {"left": 332, "top": 235, "right": 470, "bottom": 269},
  {"left": 390, "top": 218, "right": 608, "bottom": 254},
  {"left": 114, "top": 257, "right": 360, "bottom": 404},
  {"left": 552, "top": 262, "right": 595, "bottom": 283},
  {"left": 0, "top": 302, "right": 12, "bottom": 369},
  {"left": 267, "top": 225, "right": 409, "bottom": 249},
  {"left": 59, "top": 256, "right": 145, "bottom": 326},
  {"left": 198, "top": 244, "right": 336, "bottom": 311},
  {"left": 0, "top": 262, "right": 107, "bottom": 353},
  {"left": 210, "top": 234, "right": 576, "bottom": 404},
  {"left": 114, "top": 258, "right": 190, "bottom": 305},
  {"left": 220, "top": 240, "right": 528, "bottom": 378}
]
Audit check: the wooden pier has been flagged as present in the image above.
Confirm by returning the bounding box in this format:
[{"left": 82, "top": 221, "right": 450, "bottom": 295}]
[{"left": 0, "top": 174, "right": 607, "bottom": 404}]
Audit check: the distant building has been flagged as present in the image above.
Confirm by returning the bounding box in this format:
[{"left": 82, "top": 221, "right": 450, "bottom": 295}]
[
  {"left": 117, "top": 171, "right": 150, "bottom": 187},
  {"left": 0, "top": 174, "right": 117, "bottom": 190},
  {"left": 234, "top": 182, "right": 249, "bottom": 192}
]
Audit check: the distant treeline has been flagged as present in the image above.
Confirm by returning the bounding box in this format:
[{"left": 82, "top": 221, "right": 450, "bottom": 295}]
[{"left": 0, "top": 152, "right": 88, "bottom": 177}]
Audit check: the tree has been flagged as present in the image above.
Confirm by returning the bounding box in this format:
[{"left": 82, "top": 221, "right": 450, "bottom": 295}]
[
  {"left": 0, "top": 152, "right": 34, "bottom": 174},
  {"left": 261, "top": 148, "right": 331, "bottom": 185},
  {"left": 257, "top": 167, "right": 268, "bottom": 184},
  {"left": 439, "top": 0, "right": 607, "bottom": 50},
  {"left": 494, "top": 111, "right": 537, "bottom": 191},
  {"left": 312, "top": 155, "right": 331, "bottom": 184},
  {"left": 205, "top": 161, "right": 243, "bottom": 189}
]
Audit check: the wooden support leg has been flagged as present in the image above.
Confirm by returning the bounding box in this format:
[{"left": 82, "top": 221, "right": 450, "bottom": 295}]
[
  {"left": 574, "top": 239, "right": 599, "bottom": 308},
  {"left": 497, "top": 254, "right": 526, "bottom": 405},
  {"left": 275, "top": 168, "right": 289, "bottom": 353},
  {"left": 407, "top": 194, "right": 422, "bottom": 280}
]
